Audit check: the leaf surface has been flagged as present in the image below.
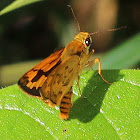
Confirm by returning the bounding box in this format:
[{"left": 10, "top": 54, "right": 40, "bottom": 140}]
[{"left": 0, "top": 70, "right": 139, "bottom": 139}]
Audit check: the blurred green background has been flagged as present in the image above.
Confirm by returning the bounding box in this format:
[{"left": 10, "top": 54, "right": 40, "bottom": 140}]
[{"left": 0, "top": 0, "right": 140, "bottom": 86}]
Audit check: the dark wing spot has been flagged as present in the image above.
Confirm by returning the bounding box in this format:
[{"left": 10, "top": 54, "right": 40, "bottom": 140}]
[
  {"left": 63, "top": 83, "right": 69, "bottom": 86},
  {"left": 65, "top": 66, "right": 69, "bottom": 70},
  {"left": 31, "top": 69, "right": 44, "bottom": 82},
  {"left": 56, "top": 73, "right": 60, "bottom": 76},
  {"left": 69, "top": 69, "right": 73, "bottom": 73},
  {"left": 75, "top": 51, "right": 81, "bottom": 56},
  {"left": 59, "top": 91, "right": 62, "bottom": 95},
  {"left": 31, "top": 60, "right": 61, "bottom": 82},
  {"left": 62, "top": 80, "right": 69, "bottom": 86}
]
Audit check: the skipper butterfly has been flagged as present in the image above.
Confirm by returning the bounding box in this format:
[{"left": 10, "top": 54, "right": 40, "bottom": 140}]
[{"left": 18, "top": 6, "right": 126, "bottom": 119}]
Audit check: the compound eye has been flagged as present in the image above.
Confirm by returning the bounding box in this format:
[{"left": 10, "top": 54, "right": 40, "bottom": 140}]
[{"left": 85, "top": 37, "right": 91, "bottom": 47}]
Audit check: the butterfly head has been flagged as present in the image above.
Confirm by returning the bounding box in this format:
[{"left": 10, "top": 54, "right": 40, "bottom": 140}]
[{"left": 74, "top": 32, "right": 92, "bottom": 48}]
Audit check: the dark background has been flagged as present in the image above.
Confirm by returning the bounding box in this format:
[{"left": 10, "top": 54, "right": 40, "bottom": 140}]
[{"left": 0, "top": 0, "right": 139, "bottom": 86}]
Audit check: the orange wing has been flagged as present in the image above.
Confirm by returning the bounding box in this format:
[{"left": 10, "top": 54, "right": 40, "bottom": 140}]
[
  {"left": 18, "top": 48, "right": 64, "bottom": 97},
  {"left": 40, "top": 55, "right": 80, "bottom": 107}
]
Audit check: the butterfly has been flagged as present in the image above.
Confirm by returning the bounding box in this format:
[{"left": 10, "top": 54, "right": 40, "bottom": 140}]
[
  {"left": 18, "top": 6, "right": 126, "bottom": 119},
  {"left": 18, "top": 31, "right": 110, "bottom": 119}
]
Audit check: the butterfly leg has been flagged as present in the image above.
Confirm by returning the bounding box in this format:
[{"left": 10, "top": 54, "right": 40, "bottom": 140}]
[
  {"left": 87, "top": 49, "right": 95, "bottom": 60},
  {"left": 76, "top": 75, "right": 85, "bottom": 102},
  {"left": 59, "top": 87, "right": 73, "bottom": 120},
  {"left": 76, "top": 75, "right": 82, "bottom": 96},
  {"left": 87, "top": 58, "right": 112, "bottom": 84}
]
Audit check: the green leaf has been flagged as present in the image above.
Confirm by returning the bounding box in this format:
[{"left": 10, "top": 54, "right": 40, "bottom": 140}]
[
  {"left": 0, "top": 70, "right": 139, "bottom": 139},
  {"left": 101, "top": 33, "right": 140, "bottom": 69},
  {"left": 0, "top": 4, "right": 139, "bottom": 140},
  {"left": 0, "top": 0, "right": 42, "bottom": 16}
]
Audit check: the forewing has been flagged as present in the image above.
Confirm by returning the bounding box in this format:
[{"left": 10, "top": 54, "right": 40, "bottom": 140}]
[
  {"left": 40, "top": 55, "right": 80, "bottom": 106},
  {"left": 18, "top": 48, "right": 64, "bottom": 96}
]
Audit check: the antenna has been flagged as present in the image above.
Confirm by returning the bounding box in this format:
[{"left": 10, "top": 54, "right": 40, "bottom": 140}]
[
  {"left": 67, "top": 5, "right": 81, "bottom": 32},
  {"left": 90, "top": 26, "right": 127, "bottom": 35}
]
